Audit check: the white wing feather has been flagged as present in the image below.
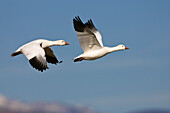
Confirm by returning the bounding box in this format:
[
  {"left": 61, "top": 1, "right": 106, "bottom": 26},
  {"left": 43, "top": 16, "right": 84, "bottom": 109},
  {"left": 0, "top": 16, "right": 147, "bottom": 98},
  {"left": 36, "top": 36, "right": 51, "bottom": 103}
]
[
  {"left": 93, "top": 30, "right": 103, "bottom": 47},
  {"left": 73, "top": 16, "right": 103, "bottom": 53},
  {"left": 21, "top": 43, "right": 45, "bottom": 60},
  {"left": 76, "top": 30, "right": 102, "bottom": 52}
]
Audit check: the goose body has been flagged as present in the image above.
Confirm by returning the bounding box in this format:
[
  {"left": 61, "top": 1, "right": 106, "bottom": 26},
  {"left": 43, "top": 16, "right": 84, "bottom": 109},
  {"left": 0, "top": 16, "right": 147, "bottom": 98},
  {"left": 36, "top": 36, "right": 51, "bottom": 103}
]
[
  {"left": 11, "top": 39, "right": 69, "bottom": 72},
  {"left": 73, "top": 16, "right": 129, "bottom": 62}
]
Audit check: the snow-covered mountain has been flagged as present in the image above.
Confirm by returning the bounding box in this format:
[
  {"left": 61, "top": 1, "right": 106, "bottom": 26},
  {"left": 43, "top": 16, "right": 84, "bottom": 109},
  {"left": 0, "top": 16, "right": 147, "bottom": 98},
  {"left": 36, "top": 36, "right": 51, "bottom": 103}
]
[{"left": 0, "top": 94, "right": 102, "bottom": 113}]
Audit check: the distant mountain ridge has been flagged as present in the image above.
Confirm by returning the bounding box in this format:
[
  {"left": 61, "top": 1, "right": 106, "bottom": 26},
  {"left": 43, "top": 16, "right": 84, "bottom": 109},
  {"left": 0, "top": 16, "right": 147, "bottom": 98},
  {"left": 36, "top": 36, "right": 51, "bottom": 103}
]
[
  {"left": 1, "top": 94, "right": 170, "bottom": 113},
  {"left": 127, "top": 109, "right": 170, "bottom": 113},
  {"left": 0, "top": 94, "right": 102, "bottom": 113}
]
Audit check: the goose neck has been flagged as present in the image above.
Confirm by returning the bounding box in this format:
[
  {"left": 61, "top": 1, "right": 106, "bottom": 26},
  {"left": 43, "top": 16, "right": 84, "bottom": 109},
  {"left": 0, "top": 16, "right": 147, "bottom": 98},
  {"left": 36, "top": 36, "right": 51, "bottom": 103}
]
[{"left": 107, "top": 46, "right": 120, "bottom": 53}]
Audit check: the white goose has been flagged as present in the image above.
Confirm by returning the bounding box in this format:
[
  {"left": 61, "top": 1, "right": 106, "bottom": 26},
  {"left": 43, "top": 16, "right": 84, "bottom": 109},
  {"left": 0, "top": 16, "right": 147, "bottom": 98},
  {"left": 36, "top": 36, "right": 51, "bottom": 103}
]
[
  {"left": 11, "top": 39, "right": 70, "bottom": 72},
  {"left": 73, "top": 16, "right": 129, "bottom": 62}
]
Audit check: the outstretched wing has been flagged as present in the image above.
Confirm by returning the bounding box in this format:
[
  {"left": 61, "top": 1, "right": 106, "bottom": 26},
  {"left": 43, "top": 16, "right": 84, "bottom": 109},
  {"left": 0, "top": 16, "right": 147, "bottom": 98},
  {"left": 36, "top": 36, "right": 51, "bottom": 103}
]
[
  {"left": 85, "top": 19, "right": 103, "bottom": 47},
  {"left": 44, "top": 47, "right": 62, "bottom": 64},
  {"left": 21, "top": 43, "right": 48, "bottom": 72},
  {"left": 73, "top": 16, "right": 103, "bottom": 52}
]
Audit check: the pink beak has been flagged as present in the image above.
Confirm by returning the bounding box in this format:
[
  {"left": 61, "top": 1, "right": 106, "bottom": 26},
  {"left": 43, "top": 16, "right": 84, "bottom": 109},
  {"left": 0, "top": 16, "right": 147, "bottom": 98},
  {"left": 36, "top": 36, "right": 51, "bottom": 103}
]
[
  {"left": 65, "top": 42, "right": 70, "bottom": 45},
  {"left": 125, "top": 46, "right": 129, "bottom": 50}
]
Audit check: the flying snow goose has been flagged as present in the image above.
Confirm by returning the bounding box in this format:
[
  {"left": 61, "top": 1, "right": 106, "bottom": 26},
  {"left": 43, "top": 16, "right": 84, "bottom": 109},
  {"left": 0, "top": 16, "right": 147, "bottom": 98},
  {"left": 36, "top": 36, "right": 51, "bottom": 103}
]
[
  {"left": 11, "top": 39, "right": 70, "bottom": 72},
  {"left": 73, "top": 16, "right": 129, "bottom": 62}
]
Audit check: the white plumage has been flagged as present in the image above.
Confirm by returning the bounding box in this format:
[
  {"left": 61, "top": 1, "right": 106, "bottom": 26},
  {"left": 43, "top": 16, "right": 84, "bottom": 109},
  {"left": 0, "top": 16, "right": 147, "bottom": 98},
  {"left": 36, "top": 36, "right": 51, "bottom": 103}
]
[
  {"left": 11, "top": 39, "right": 69, "bottom": 72},
  {"left": 73, "top": 16, "right": 129, "bottom": 62}
]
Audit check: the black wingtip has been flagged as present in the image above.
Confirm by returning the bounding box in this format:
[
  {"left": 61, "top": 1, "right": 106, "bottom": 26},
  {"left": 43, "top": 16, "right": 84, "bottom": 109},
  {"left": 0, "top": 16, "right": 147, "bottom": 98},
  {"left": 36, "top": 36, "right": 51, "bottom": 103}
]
[
  {"left": 59, "top": 61, "right": 63, "bottom": 63},
  {"left": 29, "top": 57, "right": 48, "bottom": 72},
  {"left": 73, "top": 16, "right": 86, "bottom": 32},
  {"left": 85, "top": 19, "right": 96, "bottom": 30},
  {"left": 45, "top": 55, "right": 59, "bottom": 65}
]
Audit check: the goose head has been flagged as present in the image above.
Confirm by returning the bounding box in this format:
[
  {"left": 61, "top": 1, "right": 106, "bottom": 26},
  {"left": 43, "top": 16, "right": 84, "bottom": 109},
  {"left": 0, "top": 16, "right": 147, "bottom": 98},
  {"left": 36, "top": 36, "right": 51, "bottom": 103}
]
[
  {"left": 56, "top": 40, "right": 70, "bottom": 46},
  {"left": 116, "top": 44, "right": 129, "bottom": 50}
]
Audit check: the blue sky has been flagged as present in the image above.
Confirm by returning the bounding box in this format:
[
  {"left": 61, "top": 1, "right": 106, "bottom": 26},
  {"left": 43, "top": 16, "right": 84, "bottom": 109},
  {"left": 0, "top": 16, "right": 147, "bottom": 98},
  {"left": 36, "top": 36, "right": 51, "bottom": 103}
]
[{"left": 0, "top": 0, "right": 170, "bottom": 113}]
